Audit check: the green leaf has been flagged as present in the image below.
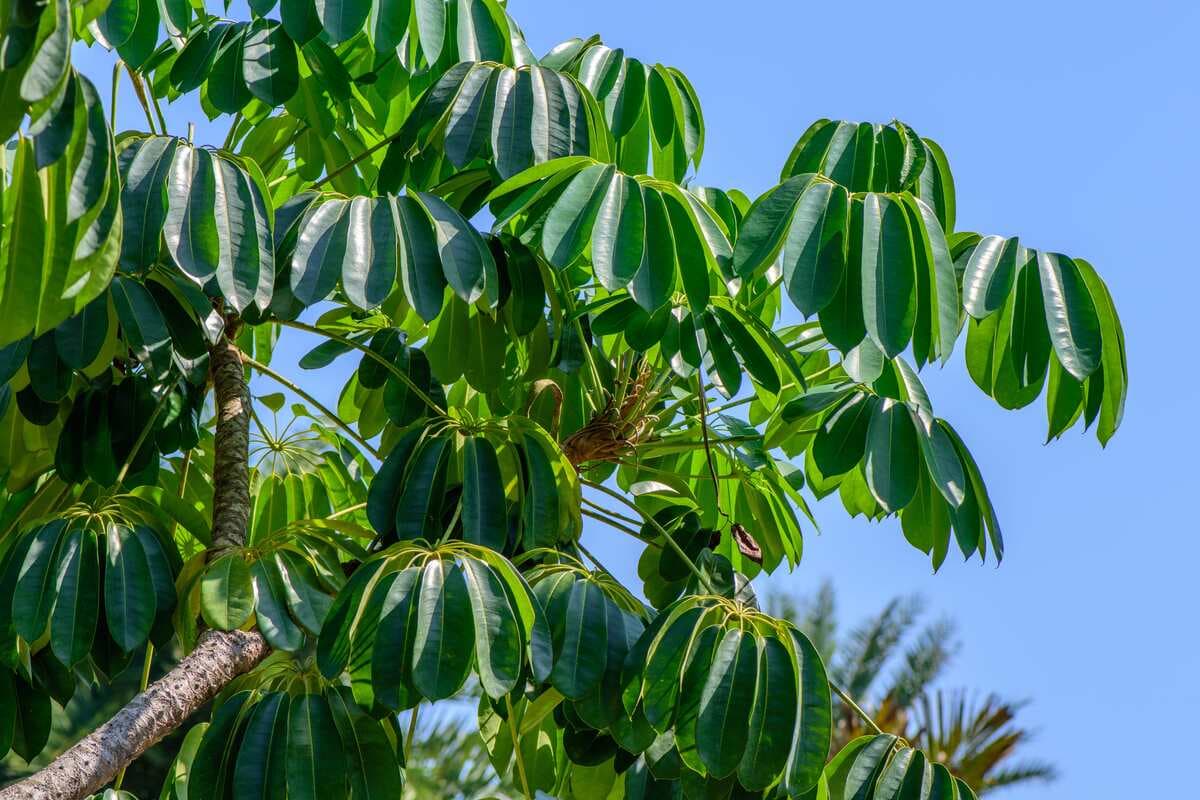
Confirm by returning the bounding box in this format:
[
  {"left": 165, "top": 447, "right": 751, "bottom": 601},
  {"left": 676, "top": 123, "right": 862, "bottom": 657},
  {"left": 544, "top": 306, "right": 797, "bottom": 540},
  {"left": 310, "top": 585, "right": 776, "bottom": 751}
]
[
  {"left": 281, "top": 0, "right": 322, "bottom": 44},
  {"left": 209, "top": 25, "right": 252, "bottom": 114},
  {"left": 460, "top": 556, "right": 522, "bottom": 698},
  {"left": 315, "top": 558, "right": 385, "bottom": 678},
  {"left": 542, "top": 163, "right": 613, "bottom": 268},
  {"left": 118, "top": 136, "right": 178, "bottom": 274},
  {"left": 286, "top": 693, "right": 346, "bottom": 800},
  {"left": 10, "top": 677, "right": 51, "bottom": 763},
  {"left": 462, "top": 436, "right": 507, "bottom": 551},
  {"left": 737, "top": 634, "right": 796, "bottom": 790},
  {"left": 414, "top": 191, "right": 498, "bottom": 307},
  {"left": 0, "top": 137, "right": 47, "bottom": 348},
  {"left": 251, "top": 558, "right": 304, "bottom": 651},
  {"left": 864, "top": 398, "right": 920, "bottom": 513},
  {"left": 1036, "top": 251, "right": 1102, "bottom": 381},
  {"left": 911, "top": 410, "right": 966, "bottom": 509},
  {"left": 444, "top": 64, "right": 498, "bottom": 168},
  {"left": 49, "top": 526, "right": 99, "bottom": 666},
  {"left": 732, "top": 175, "right": 812, "bottom": 278},
  {"left": 14, "top": 520, "right": 67, "bottom": 642},
  {"left": 97, "top": 0, "right": 140, "bottom": 50},
  {"left": 342, "top": 197, "right": 396, "bottom": 309},
  {"left": 640, "top": 605, "right": 704, "bottom": 730},
  {"left": 520, "top": 432, "right": 560, "bottom": 550},
  {"left": 315, "top": 0, "right": 369, "bottom": 43},
  {"left": 696, "top": 627, "right": 757, "bottom": 778},
  {"left": 368, "top": 0, "right": 411, "bottom": 53},
  {"left": 962, "top": 235, "right": 1020, "bottom": 320},
  {"left": 372, "top": 565, "right": 423, "bottom": 711},
  {"left": 492, "top": 67, "right": 535, "bottom": 179},
  {"left": 190, "top": 692, "right": 252, "bottom": 800},
  {"left": 830, "top": 734, "right": 896, "bottom": 800},
  {"left": 812, "top": 393, "right": 874, "bottom": 477},
  {"left": 1075, "top": 258, "right": 1126, "bottom": 444},
  {"left": 783, "top": 626, "right": 832, "bottom": 795},
  {"left": 243, "top": 19, "right": 300, "bottom": 106},
  {"left": 700, "top": 311, "right": 741, "bottom": 399},
  {"left": 551, "top": 578, "right": 608, "bottom": 699},
  {"left": 105, "top": 524, "right": 157, "bottom": 651},
  {"left": 200, "top": 553, "right": 254, "bottom": 631},
  {"left": 859, "top": 193, "right": 916, "bottom": 358},
  {"left": 628, "top": 187, "right": 676, "bottom": 311},
  {"left": 211, "top": 153, "right": 274, "bottom": 312},
  {"left": 111, "top": 276, "right": 172, "bottom": 377},
  {"left": 414, "top": 0, "right": 446, "bottom": 63},
  {"left": 591, "top": 171, "right": 645, "bottom": 290},
  {"left": 394, "top": 435, "right": 449, "bottom": 540},
  {"left": 393, "top": 195, "right": 447, "bottom": 322},
  {"left": 413, "top": 559, "right": 476, "bottom": 700},
  {"left": 164, "top": 145, "right": 220, "bottom": 283},
  {"left": 366, "top": 426, "right": 422, "bottom": 538},
  {"left": 875, "top": 747, "right": 916, "bottom": 800},
  {"left": 291, "top": 198, "right": 348, "bottom": 305},
  {"left": 782, "top": 181, "right": 848, "bottom": 317},
  {"left": 233, "top": 692, "right": 289, "bottom": 800},
  {"left": 327, "top": 687, "right": 405, "bottom": 799}
]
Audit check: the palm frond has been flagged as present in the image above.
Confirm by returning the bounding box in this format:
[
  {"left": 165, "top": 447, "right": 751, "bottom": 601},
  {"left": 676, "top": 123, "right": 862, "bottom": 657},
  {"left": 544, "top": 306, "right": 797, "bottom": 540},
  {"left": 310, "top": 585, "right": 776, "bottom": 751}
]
[
  {"left": 833, "top": 594, "right": 923, "bottom": 699},
  {"left": 910, "top": 689, "right": 1055, "bottom": 792},
  {"left": 883, "top": 617, "right": 958, "bottom": 708}
]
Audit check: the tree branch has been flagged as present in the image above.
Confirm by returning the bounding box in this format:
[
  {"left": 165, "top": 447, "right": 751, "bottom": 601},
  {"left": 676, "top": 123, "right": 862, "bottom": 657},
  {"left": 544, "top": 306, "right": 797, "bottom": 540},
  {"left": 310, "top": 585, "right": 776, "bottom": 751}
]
[
  {"left": 0, "top": 630, "right": 269, "bottom": 800},
  {"left": 0, "top": 333, "right": 269, "bottom": 799},
  {"left": 210, "top": 335, "right": 253, "bottom": 551}
]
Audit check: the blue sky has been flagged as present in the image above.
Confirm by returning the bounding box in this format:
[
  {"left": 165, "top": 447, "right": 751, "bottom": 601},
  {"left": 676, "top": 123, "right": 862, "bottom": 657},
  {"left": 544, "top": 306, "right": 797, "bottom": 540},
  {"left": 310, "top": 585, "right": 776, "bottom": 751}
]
[
  {"left": 73, "top": 1, "right": 1198, "bottom": 796},
  {"left": 503, "top": 2, "right": 1198, "bottom": 797}
]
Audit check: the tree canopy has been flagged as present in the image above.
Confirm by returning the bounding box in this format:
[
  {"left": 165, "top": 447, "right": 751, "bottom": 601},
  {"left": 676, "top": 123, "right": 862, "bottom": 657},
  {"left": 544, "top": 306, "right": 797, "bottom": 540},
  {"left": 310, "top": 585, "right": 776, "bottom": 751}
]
[{"left": 0, "top": 1, "right": 1127, "bottom": 798}]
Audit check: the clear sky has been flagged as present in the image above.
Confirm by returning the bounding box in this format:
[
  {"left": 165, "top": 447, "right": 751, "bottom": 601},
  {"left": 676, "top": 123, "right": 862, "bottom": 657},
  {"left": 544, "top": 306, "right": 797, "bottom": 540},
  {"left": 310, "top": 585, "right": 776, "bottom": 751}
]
[
  {"left": 506, "top": 3, "right": 1200, "bottom": 797},
  {"left": 72, "top": 1, "right": 1198, "bottom": 796}
]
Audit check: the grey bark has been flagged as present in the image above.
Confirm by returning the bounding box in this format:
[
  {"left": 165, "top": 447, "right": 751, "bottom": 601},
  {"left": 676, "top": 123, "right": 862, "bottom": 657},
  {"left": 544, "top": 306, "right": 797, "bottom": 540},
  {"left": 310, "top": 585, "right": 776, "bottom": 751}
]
[
  {"left": 0, "top": 630, "right": 269, "bottom": 800},
  {"left": 0, "top": 334, "right": 269, "bottom": 799}
]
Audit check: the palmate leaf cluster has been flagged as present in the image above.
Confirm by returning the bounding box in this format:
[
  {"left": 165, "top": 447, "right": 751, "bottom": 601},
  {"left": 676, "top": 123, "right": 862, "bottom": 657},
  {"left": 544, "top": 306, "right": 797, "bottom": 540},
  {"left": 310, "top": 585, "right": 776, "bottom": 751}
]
[{"left": 0, "top": 0, "right": 1127, "bottom": 798}]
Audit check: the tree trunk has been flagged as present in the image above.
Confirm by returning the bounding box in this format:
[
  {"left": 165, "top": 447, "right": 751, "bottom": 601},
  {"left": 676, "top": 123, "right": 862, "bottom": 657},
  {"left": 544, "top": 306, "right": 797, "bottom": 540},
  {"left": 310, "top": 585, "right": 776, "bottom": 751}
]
[{"left": 0, "top": 335, "right": 269, "bottom": 800}]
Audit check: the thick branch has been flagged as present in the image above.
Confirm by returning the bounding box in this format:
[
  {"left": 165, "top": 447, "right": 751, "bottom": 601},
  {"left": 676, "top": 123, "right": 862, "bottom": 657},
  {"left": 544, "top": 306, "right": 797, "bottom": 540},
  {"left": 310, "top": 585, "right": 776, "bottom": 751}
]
[
  {"left": 0, "top": 630, "right": 268, "bottom": 800},
  {"left": 209, "top": 334, "right": 252, "bottom": 551},
  {"left": 0, "top": 333, "right": 268, "bottom": 799}
]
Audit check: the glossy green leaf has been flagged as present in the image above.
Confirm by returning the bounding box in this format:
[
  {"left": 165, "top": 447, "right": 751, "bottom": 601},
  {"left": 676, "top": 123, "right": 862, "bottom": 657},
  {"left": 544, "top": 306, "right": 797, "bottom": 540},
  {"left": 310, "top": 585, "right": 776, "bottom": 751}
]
[
  {"left": 860, "top": 193, "right": 916, "bottom": 358},
  {"left": 200, "top": 553, "right": 254, "bottom": 631},
  {"left": 812, "top": 393, "right": 874, "bottom": 477},
  {"left": 462, "top": 436, "right": 507, "bottom": 551},
  {"left": 732, "top": 175, "right": 811, "bottom": 278},
  {"left": 962, "top": 235, "right": 1021, "bottom": 320},
  {"left": 105, "top": 524, "right": 157, "bottom": 651},
  {"left": 1036, "top": 251, "right": 1102, "bottom": 380},
  {"left": 49, "top": 526, "right": 99, "bottom": 666},
  {"left": 233, "top": 692, "right": 289, "bottom": 800},
  {"left": 551, "top": 578, "right": 608, "bottom": 699},
  {"left": 520, "top": 433, "right": 560, "bottom": 550},
  {"left": 251, "top": 558, "right": 304, "bottom": 651},
  {"left": 243, "top": 20, "right": 299, "bottom": 106},
  {"left": 394, "top": 435, "right": 449, "bottom": 540},
  {"left": 413, "top": 559, "right": 475, "bottom": 700},
  {"left": 864, "top": 399, "right": 920, "bottom": 513},
  {"left": 461, "top": 556, "right": 522, "bottom": 698},
  {"left": 592, "top": 171, "right": 645, "bottom": 290},
  {"left": 738, "top": 634, "right": 796, "bottom": 790},
  {"left": 783, "top": 180, "right": 848, "bottom": 317},
  {"left": 415, "top": 191, "right": 498, "bottom": 307},
  {"left": 286, "top": 693, "right": 346, "bottom": 800},
  {"left": 14, "top": 521, "right": 67, "bottom": 642},
  {"left": 696, "top": 627, "right": 757, "bottom": 778},
  {"left": 372, "top": 565, "right": 423, "bottom": 711}
]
